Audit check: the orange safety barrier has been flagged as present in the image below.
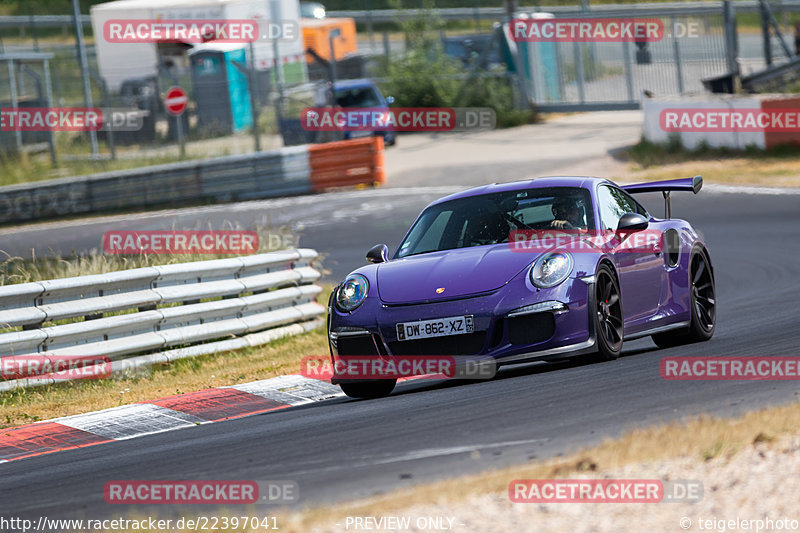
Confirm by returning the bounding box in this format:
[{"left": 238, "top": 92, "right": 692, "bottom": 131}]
[
  {"left": 308, "top": 136, "right": 386, "bottom": 192},
  {"left": 301, "top": 18, "right": 357, "bottom": 63}
]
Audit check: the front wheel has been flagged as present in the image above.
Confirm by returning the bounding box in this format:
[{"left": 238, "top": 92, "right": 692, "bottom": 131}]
[
  {"left": 652, "top": 248, "right": 715, "bottom": 348},
  {"left": 591, "top": 264, "right": 623, "bottom": 362},
  {"left": 340, "top": 379, "right": 396, "bottom": 399}
]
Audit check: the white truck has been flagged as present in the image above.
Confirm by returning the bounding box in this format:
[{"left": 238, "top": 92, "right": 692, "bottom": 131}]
[{"left": 90, "top": 0, "right": 307, "bottom": 92}]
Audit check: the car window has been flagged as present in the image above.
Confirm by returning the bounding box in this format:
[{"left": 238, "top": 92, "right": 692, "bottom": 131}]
[
  {"left": 396, "top": 187, "right": 594, "bottom": 258},
  {"left": 597, "top": 185, "right": 648, "bottom": 230},
  {"left": 334, "top": 87, "right": 382, "bottom": 108},
  {"left": 397, "top": 209, "right": 453, "bottom": 257}
]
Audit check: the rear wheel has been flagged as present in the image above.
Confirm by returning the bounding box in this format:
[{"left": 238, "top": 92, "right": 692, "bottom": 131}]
[
  {"left": 340, "top": 379, "right": 396, "bottom": 399},
  {"left": 591, "top": 264, "right": 623, "bottom": 362},
  {"left": 652, "top": 248, "right": 715, "bottom": 348}
]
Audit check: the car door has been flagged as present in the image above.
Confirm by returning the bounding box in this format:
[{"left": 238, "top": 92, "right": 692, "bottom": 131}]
[{"left": 596, "top": 185, "right": 664, "bottom": 324}]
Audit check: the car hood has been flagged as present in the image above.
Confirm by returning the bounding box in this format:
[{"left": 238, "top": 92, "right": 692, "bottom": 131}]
[{"left": 377, "top": 245, "right": 538, "bottom": 304}]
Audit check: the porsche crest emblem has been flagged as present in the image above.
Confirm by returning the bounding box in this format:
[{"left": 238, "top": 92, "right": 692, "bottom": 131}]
[{"left": 436, "top": 287, "right": 445, "bottom": 294}]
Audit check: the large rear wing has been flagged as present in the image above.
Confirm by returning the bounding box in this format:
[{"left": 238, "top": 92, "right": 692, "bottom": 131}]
[{"left": 622, "top": 175, "right": 702, "bottom": 218}]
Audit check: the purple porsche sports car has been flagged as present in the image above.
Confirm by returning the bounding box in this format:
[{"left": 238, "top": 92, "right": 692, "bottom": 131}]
[{"left": 327, "top": 176, "right": 715, "bottom": 398}]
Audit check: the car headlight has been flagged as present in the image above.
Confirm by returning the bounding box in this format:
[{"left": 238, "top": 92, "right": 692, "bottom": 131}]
[
  {"left": 530, "top": 252, "right": 574, "bottom": 288},
  {"left": 335, "top": 274, "right": 369, "bottom": 312}
]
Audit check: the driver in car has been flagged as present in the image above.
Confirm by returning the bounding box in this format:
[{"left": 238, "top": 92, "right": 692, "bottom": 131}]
[
  {"left": 464, "top": 203, "right": 511, "bottom": 246},
  {"left": 550, "top": 196, "right": 585, "bottom": 230}
]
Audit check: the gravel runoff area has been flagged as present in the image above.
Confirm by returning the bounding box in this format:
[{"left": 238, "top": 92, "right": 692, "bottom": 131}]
[{"left": 298, "top": 433, "right": 800, "bottom": 533}]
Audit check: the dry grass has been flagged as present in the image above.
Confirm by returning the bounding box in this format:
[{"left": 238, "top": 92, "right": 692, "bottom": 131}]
[
  {"left": 621, "top": 139, "right": 800, "bottom": 188},
  {"left": 622, "top": 157, "right": 800, "bottom": 188},
  {"left": 0, "top": 224, "right": 300, "bottom": 286}
]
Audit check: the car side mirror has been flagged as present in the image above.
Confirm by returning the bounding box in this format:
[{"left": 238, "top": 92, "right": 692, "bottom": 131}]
[
  {"left": 385, "top": 96, "right": 395, "bottom": 104},
  {"left": 366, "top": 244, "right": 389, "bottom": 264},
  {"left": 616, "top": 213, "right": 649, "bottom": 233}
]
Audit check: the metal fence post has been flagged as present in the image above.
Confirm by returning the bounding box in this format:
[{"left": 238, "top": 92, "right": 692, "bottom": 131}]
[
  {"left": 672, "top": 16, "right": 684, "bottom": 93},
  {"left": 722, "top": 1, "right": 739, "bottom": 76},
  {"left": 43, "top": 59, "right": 57, "bottom": 166},
  {"left": 72, "top": 0, "right": 98, "bottom": 157},
  {"left": 248, "top": 41, "right": 262, "bottom": 152},
  {"left": 622, "top": 40, "right": 634, "bottom": 103},
  {"left": 573, "top": 43, "right": 586, "bottom": 104},
  {"left": 7, "top": 60, "right": 23, "bottom": 152},
  {"left": 29, "top": 13, "right": 39, "bottom": 52},
  {"left": 760, "top": 0, "right": 773, "bottom": 66},
  {"left": 92, "top": 71, "right": 115, "bottom": 160},
  {"left": 366, "top": 0, "right": 375, "bottom": 48}
]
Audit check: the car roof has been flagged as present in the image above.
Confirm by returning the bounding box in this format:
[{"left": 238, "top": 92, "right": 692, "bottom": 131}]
[
  {"left": 333, "top": 79, "right": 377, "bottom": 90},
  {"left": 430, "top": 176, "right": 614, "bottom": 206}
]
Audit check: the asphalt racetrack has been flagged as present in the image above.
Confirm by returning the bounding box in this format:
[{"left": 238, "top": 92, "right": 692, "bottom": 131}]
[{"left": 1, "top": 184, "right": 799, "bottom": 521}]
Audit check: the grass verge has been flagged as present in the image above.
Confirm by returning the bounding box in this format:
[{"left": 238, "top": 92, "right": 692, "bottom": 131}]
[
  {"left": 621, "top": 138, "right": 800, "bottom": 188},
  {"left": 0, "top": 224, "right": 301, "bottom": 286},
  {"left": 0, "top": 230, "right": 331, "bottom": 427}
]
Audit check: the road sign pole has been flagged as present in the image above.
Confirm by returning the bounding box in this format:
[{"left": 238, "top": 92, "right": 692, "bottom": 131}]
[
  {"left": 177, "top": 113, "right": 186, "bottom": 158},
  {"left": 165, "top": 86, "right": 188, "bottom": 159}
]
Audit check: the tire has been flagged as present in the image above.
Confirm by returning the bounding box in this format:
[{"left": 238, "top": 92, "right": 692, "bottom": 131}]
[
  {"left": 590, "top": 264, "right": 624, "bottom": 362},
  {"left": 652, "top": 248, "right": 715, "bottom": 348},
  {"left": 340, "top": 379, "right": 396, "bottom": 399}
]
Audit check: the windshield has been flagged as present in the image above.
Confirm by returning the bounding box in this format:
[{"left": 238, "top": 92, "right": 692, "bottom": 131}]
[
  {"left": 396, "top": 187, "right": 594, "bottom": 258},
  {"left": 334, "top": 87, "right": 383, "bottom": 108}
]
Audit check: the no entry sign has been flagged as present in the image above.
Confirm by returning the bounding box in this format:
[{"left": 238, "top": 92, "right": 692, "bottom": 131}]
[{"left": 165, "top": 86, "right": 188, "bottom": 116}]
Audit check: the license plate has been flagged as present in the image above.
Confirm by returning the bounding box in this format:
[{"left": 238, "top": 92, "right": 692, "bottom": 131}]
[{"left": 396, "top": 315, "right": 474, "bottom": 341}]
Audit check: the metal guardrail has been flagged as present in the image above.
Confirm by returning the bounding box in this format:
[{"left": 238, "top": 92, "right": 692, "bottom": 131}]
[
  {"left": 0, "top": 137, "right": 384, "bottom": 225},
  {"left": 0, "top": 249, "right": 325, "bottom": 391}
]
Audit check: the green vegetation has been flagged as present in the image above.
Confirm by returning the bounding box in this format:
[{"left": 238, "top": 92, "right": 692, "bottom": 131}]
[
  {"left": 376, "top": 0, "right": 535, "bottom": 128},
  {"left": 627, "top": 136, "right": 800, "bottom": 168}
]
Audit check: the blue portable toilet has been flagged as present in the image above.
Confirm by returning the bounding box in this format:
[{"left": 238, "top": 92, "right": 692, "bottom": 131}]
[
  {"left": 504, "top": 13, "right": 562, "bottom": 104},
  {"left": 189, "top": 43, "right": 253, "bottom": 134}
]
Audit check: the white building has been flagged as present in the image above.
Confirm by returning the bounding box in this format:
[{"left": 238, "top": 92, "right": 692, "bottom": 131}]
[{"left": 90, "top": 0, "right": 306, "bottom": 92}]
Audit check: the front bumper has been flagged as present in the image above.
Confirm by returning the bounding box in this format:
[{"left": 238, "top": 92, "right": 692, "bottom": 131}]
[{"left": 328, "top": 275, "right": 596, "bottom": 370}]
